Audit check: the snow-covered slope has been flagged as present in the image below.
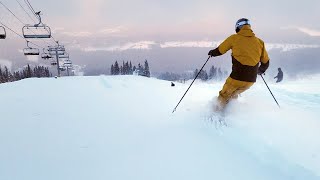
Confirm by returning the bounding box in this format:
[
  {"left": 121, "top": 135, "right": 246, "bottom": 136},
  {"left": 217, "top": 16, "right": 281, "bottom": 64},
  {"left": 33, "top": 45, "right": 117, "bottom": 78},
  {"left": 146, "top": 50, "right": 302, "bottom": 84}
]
[{"left": 0, "top": 75, "right": 319, "bottom": 180}]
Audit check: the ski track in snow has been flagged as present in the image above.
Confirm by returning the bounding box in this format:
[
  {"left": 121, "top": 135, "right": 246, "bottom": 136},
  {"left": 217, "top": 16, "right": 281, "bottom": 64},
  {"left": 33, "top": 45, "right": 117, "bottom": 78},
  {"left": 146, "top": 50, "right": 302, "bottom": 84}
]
[{"left": 0, "top": 75, "right": 319, "bottom": 180}]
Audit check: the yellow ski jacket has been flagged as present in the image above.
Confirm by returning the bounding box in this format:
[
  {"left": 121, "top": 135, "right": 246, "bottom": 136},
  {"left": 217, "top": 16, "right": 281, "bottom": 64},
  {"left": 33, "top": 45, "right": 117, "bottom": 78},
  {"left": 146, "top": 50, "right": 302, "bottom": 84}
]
[{"left": 211, "top": 25, "right": 269, "bottom": 82}]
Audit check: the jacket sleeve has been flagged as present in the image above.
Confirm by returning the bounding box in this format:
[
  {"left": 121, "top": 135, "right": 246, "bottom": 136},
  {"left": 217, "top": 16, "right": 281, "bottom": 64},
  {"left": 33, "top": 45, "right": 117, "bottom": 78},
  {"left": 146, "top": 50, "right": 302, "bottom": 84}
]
[
  {"left": 259, "top": 41, "right": 270, "bottom": 72},
  {"left": 218, "top": 35, "right": 235, "bottom": 54},
  {"left": 260, "top": 42, "right": 269, "bottom": 64}
]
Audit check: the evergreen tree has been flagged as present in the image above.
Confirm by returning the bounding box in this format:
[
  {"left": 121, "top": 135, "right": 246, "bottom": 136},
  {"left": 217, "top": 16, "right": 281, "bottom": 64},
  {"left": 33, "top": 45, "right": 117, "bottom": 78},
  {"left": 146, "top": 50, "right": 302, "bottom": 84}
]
[
  {"left": 114, "top": 61, "right": 120, "bottom": 75},
  {"left": 27, "top": 64, "right": 32, "bottom": 78},
  {"left": 111, "top": 64, "right": 114, "bottom": 75},
  {"left": 129, "top": 61, "right": 133, "bottom": 74},
  {"left": 144, "top": 60, "right": 150, "bottom": 77},
  {"left": 122, "top": 61, "right": 125, "bottom": 75},
  {"left": 120, "top": 66, "right": 123, "bottom": 75},
  {"left": 217, "top": 68, "right": 223, "bottom": 80},
  {"left": 0, "top": 66, "right": 3, "bottom": 83},
  {"left": 4, "top": 66, "right": 10, "bottom": 82},
  {"left": 137, "top": 63, "right": 143, "bottom": 75},
  {"left": 201, "top": 70, "right": 208, "bottom": 81},
  {"left": 194, "top": 69, "right": 199, "bottom": 79},
  {"left": 14, "top": 71, "right": 21, "bottom": 80},
  {"left": 125, "top": 61, "right": 129, "bottom": 75},
  {"left": 209, "top": 65, "right": 217, "bottom": 79}
]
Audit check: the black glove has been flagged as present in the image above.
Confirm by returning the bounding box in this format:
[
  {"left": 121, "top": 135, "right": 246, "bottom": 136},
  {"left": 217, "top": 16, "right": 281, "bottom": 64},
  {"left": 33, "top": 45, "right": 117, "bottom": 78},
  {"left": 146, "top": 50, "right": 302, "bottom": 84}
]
[
  {"left": 208, "top": 49, "right": 215, "bottom": 57},
  {"left": 208, "top": 48, "right": 222, "bottom": 57},
  {"left": 258, "top": 61, "right": 269, "bottom": 75},
  {"left": 257, "top": 67, "right": 265, "bottom": 75}
]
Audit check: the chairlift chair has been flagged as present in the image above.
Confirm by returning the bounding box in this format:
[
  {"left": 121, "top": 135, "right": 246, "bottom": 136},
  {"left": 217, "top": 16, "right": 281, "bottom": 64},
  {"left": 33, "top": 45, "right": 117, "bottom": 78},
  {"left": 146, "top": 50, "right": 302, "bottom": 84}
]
[
  {"left": 63, "top": 60, "right": 72, "bottom": 67},
  {"left": 48, "top": 45, "right": 65, "bottom": 51},
  {"left": 59, "top": 53, "right": 69, "bottom": 61},
  {"left": 41, "top": 48, "right": 52, "bottom": 59},
  {"left": 22, "top": 11, "right": 51, "bottom": 39},
  {"left": 48, "top": 45, "right": 65, "bottom": 56},
  {"left": 50, "top": 59, "right": 57, "bottom": 65},
  {"left": 0, "top": 26, "right": 6, "bottom": 39},
  {"left": 59, "top": 66, "right": 66, "bottom": 71},
  {"left": 23, "top": 41, "right": 40, "bottom": 56},
  {"left": 41, "top": 54, "right": 52, "bottom": 59}
]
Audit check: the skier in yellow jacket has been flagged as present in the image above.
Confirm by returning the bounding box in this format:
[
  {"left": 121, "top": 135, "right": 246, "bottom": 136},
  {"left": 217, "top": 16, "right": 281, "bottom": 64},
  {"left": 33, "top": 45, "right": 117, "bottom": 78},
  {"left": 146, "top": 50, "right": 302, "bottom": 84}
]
[{"left": 208, "top": 18, "right": 270, "bottom": 111}]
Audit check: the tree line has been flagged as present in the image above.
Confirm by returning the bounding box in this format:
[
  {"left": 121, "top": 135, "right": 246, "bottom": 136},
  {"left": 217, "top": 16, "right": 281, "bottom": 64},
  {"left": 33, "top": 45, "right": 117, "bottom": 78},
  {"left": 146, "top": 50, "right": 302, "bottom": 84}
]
[
  {"left": 110, "top": 60, "right": 150, "bottom": 77},
  {"left": 0, "top": 64, "right": 52, "bottom": 84},
  {"left": 158, "top": 65, "right": 228, "bottom": 82}
]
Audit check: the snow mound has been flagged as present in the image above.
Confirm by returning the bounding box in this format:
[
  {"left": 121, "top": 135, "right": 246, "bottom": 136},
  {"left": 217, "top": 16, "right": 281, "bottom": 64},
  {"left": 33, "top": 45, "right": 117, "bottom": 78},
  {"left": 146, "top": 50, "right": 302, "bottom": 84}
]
[{"left": 0, "top": 75, "right": 319, "bottom": 180}]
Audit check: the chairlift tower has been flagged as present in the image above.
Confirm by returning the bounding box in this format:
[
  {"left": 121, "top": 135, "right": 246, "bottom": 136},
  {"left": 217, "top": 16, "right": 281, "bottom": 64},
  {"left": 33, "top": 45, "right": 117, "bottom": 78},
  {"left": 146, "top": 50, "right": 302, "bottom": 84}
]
[
  {"left": 48, "top": 41, "right": 64, "bottom": 77},
  {"left": 55, "top": 47, "right": 61, "bottom": 77}
]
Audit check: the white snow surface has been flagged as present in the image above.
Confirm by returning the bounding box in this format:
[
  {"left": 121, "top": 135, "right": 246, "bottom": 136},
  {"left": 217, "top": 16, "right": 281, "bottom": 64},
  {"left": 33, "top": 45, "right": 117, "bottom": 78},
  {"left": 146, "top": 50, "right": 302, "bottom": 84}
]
[{"left": 0, "top": 75, "right": 319, "bottom": 180}]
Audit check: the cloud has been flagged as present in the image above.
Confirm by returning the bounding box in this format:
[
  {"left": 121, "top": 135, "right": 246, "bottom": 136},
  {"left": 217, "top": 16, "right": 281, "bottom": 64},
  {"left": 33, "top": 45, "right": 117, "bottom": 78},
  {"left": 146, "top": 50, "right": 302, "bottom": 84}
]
[
  {"left": 72, "top": 65, "right": 85, "bottom": 76},
  {"left": 52, "top": 27, "right": 65, "bottom": 33},
  {"left": 79, "top": 40, "right": 320, "bottom": 53},
  {"left": 281, "top": 26, "right": 320, "bottom": 37},
  {"left": 0, "top": 59, "right": 13, "bottom": 70},
  {"left": 160, "top": 41, "right": 221, "bottom": 48},
  {"left": 161, "top": 41, "right": 320, "bottom": 52},
  {"left": 266, "top": 43, "right": 320, "bottom": 52},
  {"left": 82, "top": 41, "right": 156, "bottom": 52},
  {"left": 99, "top": 26, "right": 127, "bottom": 34},
  {"left": 26, "top": 56, "right": 39, "bottom": 63},
  {"left": 17, "top": 49, "right": 40, "bottom": 62},
  {"left": 158, "top": 41, "right": 320, "bottom": 52},
  {"left": 62, "top": 31, "right": 93, "bottom": 37},
  {"left": 296, "top": 27, "right": 320, "bottom": 37}
]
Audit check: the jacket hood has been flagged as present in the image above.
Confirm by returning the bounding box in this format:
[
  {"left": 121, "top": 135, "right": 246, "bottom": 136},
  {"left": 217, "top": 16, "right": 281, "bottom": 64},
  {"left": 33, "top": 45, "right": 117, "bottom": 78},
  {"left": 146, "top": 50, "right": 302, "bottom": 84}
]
[{"left": 237, "top": 25, "right": 255, "bottom": 37}]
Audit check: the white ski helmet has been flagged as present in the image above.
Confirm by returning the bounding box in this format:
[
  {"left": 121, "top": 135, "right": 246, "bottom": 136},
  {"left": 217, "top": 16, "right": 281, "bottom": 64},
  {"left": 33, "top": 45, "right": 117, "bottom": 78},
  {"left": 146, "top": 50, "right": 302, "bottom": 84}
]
[{"left": 235, "top": 18, "right": 250, "bottom": 33}]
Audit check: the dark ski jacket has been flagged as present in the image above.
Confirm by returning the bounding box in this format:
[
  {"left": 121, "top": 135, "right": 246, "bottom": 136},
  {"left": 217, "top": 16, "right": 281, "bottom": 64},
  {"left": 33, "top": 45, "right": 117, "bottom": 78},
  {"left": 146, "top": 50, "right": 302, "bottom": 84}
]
[{"left": 274, "top": 70, "right": 283, "bottom": 83}]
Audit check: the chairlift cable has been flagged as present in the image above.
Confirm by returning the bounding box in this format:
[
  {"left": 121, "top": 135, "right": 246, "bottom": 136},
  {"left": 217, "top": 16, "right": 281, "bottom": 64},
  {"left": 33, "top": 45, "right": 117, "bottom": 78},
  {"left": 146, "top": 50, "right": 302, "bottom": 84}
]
[
  {"left": 22, "top": 0, "right": 59, "bottom": 45},
  {"left": 12, "top": 0, "right": 54, "bottom": 46},
  {"left": 0, "top": 20, "right": 42, "bottom": 48},
  {"left": 24, "top": 0, "right": 37, "bottom": 17},
  {"left": 0, "top": 1, "right": 25, "bottom": 24},
  {"left": 1, "top": 0, "right": 63, "bottom": 53},
  {"left": 15, "top": 0, "right": 37, "bottom": 24},
  {"left": 0, "top": 21, "right": 24, "bottom": 39},
  {"left": 0, "top": 1, "right": 54, "bottom": 47}
]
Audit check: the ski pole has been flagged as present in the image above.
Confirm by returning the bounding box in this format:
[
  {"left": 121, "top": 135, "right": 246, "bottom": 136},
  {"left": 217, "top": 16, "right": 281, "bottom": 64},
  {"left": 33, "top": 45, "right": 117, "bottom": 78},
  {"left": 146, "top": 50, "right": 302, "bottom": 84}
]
[
  {"left": 260, "top": 74, "right": 280, "bottom": 108},
  {"left": 172, "top": 56, "right": 211, "bottom": 113}
]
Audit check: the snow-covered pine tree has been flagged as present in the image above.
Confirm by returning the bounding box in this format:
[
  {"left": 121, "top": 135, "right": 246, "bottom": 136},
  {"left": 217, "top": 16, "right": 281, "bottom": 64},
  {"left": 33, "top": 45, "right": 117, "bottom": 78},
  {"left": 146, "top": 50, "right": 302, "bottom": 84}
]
[
  {"left": 194, "top": 69, "right": 199, "bottom": 79},
  {"left": 209, "top": 65, "right": 217, "bottom": 79},
  {"left": 111, "top": 64, "right": 114, "bottom": 75},
  {"left": 26, "top": 64, "right": 32, "bottom": 78},
  {"left": 129, "top": 61, "right": 133, "bottom": 74},
  {"left": 144, "top": 60, "right": 150, "bottom": 77},
  {"left": 114, "top": 61, "right": 120, "bottom": 75}
]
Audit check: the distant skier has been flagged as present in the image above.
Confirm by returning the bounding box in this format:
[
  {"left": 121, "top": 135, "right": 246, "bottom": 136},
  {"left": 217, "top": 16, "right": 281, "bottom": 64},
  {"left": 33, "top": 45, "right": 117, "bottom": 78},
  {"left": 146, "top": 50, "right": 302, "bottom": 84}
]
[
  {"left": 171, "top": 82, "right": 175, "bottom": 87},
  {"left": 208, "top": 18, "right": 270, "bottom": 111},
  {"left": 274, "top": 68, "right": 283, "bottom": 83}
]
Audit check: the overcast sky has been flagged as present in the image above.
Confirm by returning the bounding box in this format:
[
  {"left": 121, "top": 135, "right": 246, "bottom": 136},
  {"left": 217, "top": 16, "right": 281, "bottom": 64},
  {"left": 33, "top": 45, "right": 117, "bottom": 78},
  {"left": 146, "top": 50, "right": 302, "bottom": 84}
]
[{"left": 0, "top": 0, "right": 319, "bottom": 76}]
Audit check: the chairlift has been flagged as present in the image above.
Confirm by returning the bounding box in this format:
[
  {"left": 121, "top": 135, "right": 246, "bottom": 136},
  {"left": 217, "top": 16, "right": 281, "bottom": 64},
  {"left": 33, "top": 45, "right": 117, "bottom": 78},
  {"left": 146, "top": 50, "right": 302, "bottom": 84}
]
[
  {"left": 48, "top": 45, "right": 65, "bottom": 55},
  {"left": 50, "top": 59, "right": 57, "bottom": 65},
  {"left": 41, "top": 48, "right": 52, "bottom": 59},
  {"left": 63, "top": 60, "right": 72, "bottom": 67},
  {"left": 0, "top": 26, "right": 6, "bottom": 39},
  {"left": 23, "top": 41, "right": 40, "bottom": 56},
  {"left": 59, "top": 53, "right": 69, "bottom": 61},
  {"left": 41, "top": 54, "right": 52, "bottom": 59},
  {"left": 22, "top": 11, "right": 51, "bottom": 39},
  {"left": 59, "top": 66, "right": 66, "bottom": 71}
]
